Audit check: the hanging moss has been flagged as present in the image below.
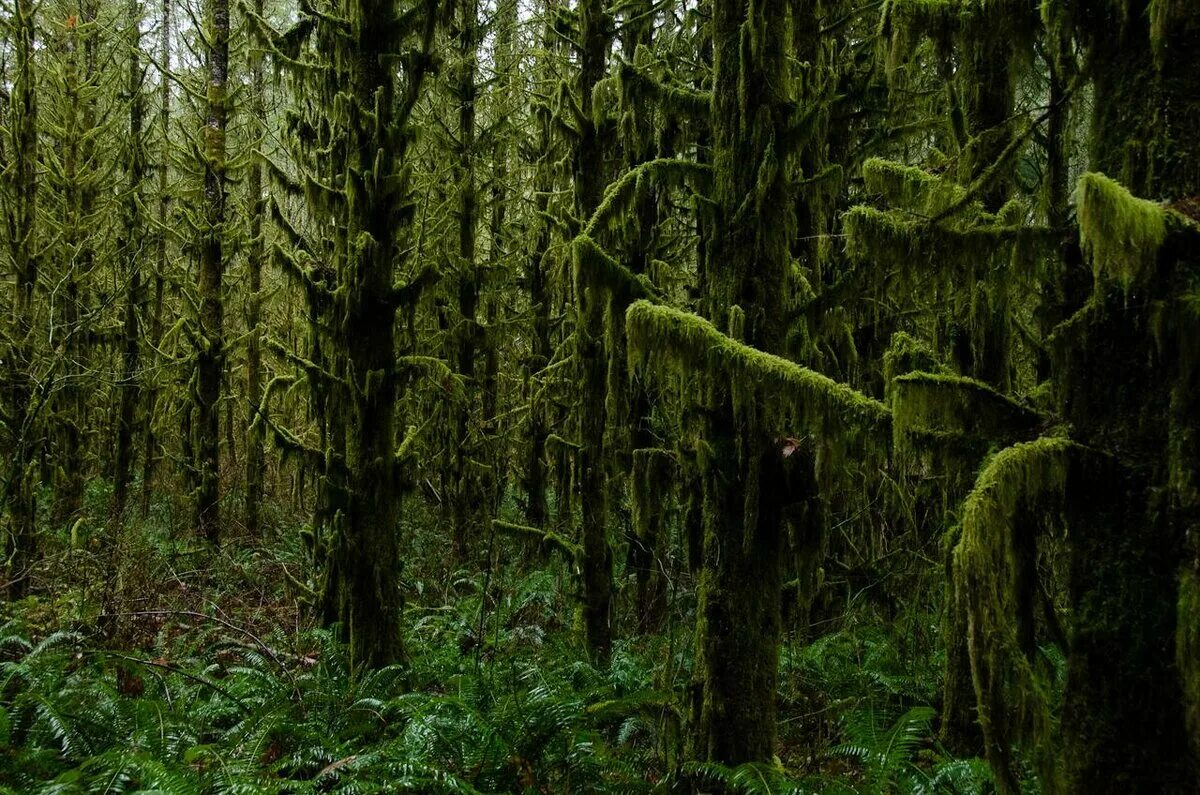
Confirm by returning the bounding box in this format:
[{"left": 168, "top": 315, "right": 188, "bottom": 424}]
[
  {"left": 891, "top": 371, "right": 1041, "bottom": 456},
  {"left": 862, "top": 157, "right": 967, "bottom": 216},
  {"left": 953, "top": 436, "right": 1077, "bottom": 792},
  {"left": 880, "top": 0, "right": 958, "bottom": 74},
  {"left": 492, "top": 519, "right": 581, "bottom": 563},
  {"left": 584, "top": 159, "right": 711, "bottom": 238},
  {"left": 572, "top": 234, "right": 658, "bottom": 302},
  {"left": 1076, "top": 172, "right": 1168, "bottom": 292},
  {"left": 844, "top": 206, "right": 1054, "bottom": 275},
  {"left": 626, "top": 300, "right": 889, "bottom": 440}
]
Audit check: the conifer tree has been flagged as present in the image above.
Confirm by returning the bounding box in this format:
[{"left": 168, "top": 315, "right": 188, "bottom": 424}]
[
  {"left": 194, "top": 0, "right": 230, "bottom": 542},
  {"left": 251, "top": 0, "right": 440, "bottom": 667}
]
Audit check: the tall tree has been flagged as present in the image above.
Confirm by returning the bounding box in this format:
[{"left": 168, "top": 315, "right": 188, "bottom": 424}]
[
  {"left": 253, "top": 0, "right": 440, "bottom": 667},
  {"left": 195, "top": 0, "right": 230, "bottom": 542}
]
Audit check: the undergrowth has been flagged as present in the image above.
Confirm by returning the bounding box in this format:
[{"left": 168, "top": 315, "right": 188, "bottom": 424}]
[{"left": 0, "top": 497, "right": 994, "bottom": 794}]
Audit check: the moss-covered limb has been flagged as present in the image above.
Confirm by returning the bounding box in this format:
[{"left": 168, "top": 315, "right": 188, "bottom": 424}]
[
  {"left": 583, "top": 159, "right": 711, "bottom": 238},
  {"left": 1076, "top": 171, "right": 1171, "bottom": 292},
  {"left": 879, "top": 0, "right": 958, "bottom": 73},
  {"left": 953, "top": 436, "right": 1077, "bottom": 792},
  {"left": 627, "top": 300, "right": 890, "bottom": 430},
  {"left": 492, "top": 519, "right": 581, "bottom": 563},
  {"left": 388, "top": 262, "right": 440, "bottom": 308},
  {"left": 266, "top": 338, "right": 345, "bottom": 389},
  {"left": 862, "top": 157, "right": 966, "bottom": 216},
  {"left": 891, "top": 371, "right": 1042, "bottom": 456},
  {"left": 572, "top": 235, "right": 658, "bottom": 302},
  {"left": 616, "top": 55, "right": 711, "bottom": 119},
  {"left": 843, "top": 205, "right": 1056, "bottom": 272},
  {"left": 882, "top": 332, "right": 947, "bottom": 400}
]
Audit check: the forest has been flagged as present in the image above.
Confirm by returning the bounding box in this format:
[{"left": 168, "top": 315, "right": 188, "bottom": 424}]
[{"left": 1, "top": 0, "right": 1198, "bottom": 791}]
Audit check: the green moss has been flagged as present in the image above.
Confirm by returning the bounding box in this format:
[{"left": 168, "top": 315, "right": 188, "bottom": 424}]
[
  {"left": 492, "top": 519, "right": 581, "bottom": 563},
  {"left": 892, "top": 371, "right": 1040, "bottom": 455},
  {"left": 843, "top": 206, "right": 1052, "bottom": 272},
  {"left": 954, "top": 436, "right": 1077, "bottom": 790},
  {"left": 584, "top": 159, "right": 711, "bottom": 238},
  {"left": 1179, "top": 567, "right": 1200, "bottom": 762},
  {"left": 572, "top": 235, "right": 657, "bottom": 303},
  {"left": 626, "top": 301, "right": 889, "bottom": 440},
  {"left": 1076, "top": 172, "right": 1167, "bottom": 292},
  {"left": 862, "top": 157, "right": 966, "bottom": 216}
]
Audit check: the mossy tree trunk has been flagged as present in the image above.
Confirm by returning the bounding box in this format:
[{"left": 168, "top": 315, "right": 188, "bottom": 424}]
[
  {"left": 1051, "top": 1, "right": 1200, "bottom": 787},
  {"left": 195, "top": 0, "right": 229, "bottom": 543},
  {"left": 140, "top": 0, "right": 171, "bottom": 520},
  {"left": 243, "top": 0, "right": 267, "bottom": 537},
  {"left": 573, "top": 0, "right": 614, "bottom": 665},
  {"left": 1, "top": 0, "right": 40, "bottom": 598},
  {"left": 448, "top": 0, "right": 482, "bottom": 562},
  {"left": 114, "top": 0, "right": 147, "bottom": 517},
  {"left": 690, "top": 0, "right": 794, "bottom": 764}
]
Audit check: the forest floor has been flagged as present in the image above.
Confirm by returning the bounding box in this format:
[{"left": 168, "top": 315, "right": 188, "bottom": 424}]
[{"left": 0, "top": 481, "right": 995, "bottom": 794}]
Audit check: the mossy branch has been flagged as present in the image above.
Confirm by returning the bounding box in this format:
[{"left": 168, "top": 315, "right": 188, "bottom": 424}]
[
  {"left": 492, "top": 520, "right": 581, "bottom": 563},
  {"left": 626, "top": 301, "right": 890, "bottom": 437},
  {"left": 583, "top": 159, "right": 711, "bottom": 238},
  {"left": 388, "top": 262, "right": 440, "bottom": 308},
  {"left": 1077, "top": 172, "right": 1168, "bottom": 293},
  {"left": 953, "top": 436, "right": 1084, "bottom": 791},
  {"left": 891, "top": 371, "right": 1041, "bottom": 456},
  {"left": 572, "top": 235, "right": 659, "bottom": 302}
]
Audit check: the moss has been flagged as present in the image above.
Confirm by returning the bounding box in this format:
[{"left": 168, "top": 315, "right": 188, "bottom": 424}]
[
  {"left": 1076, "top": 172, "right": 1168, "bottom": 292},
  {"left": 492, "top": 519, "right": 581, "bottom": 563},
  {"left": 572, "top": 235, "right": 657, "bottom": 306},
  {"left": 626, "top": 301, "right": 889, "bottom": 438},
  {"left": 892, "top": 371, "right": 1040, "bottom": 457},
  {"left": 953, "top": 436, "right": 1076, "bottom": 790},
  {"left": 880, "top": 0, "right": 958, "bottom": 73},
  {"left": 1179, "top": 567, "right": 1200, "bottom": 762},
  {"left": 862, "top": 157, "right": 966, "bottom": 216},
  {"left": 843, "top": 206, "right": 1053, "bottom": 272},
  {"left": 584, "top": 159, "right": 711, "bottom": 238},
  {"left": 882, "top": 332, "right": 947, "bottom": 403}
]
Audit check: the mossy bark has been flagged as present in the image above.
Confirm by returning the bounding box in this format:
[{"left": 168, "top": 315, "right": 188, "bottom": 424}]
[
  {"left": 114, "top": 0, "right": 148, "bottom": 517},
  {"left": 1049, "top": 1, "right": 1200, "bottom": 786},
  {"left": 573, "top": 0, "right": 614, "bottom": 665},
  {"left": 447, "top": 0, "right": 483, "bottom": 562},
  {"left": 689, "top": 0, "right": 794, "bottom": 764},
  {"left": 244, "top": 0, "right": 266, "bottom": 537},
  {"left": 2, "top": 0, "right": 40, "bottom": 598},
  {"left": 195, "top": 0, "right": 229, "bottom": 544},
  {"left": 140, "top": 0, "right": 171, "bottom": 520}
]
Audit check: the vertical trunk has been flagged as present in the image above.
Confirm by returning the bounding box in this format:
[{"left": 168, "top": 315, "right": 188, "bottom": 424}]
[
  {"left": 1054, "top": 2, "right": 1200, "bottom": 787},
  {"left": 141, "top": 0, "right": 171, "bottom": 519},
  {"left": 690, "top": 0, "right": 793, "bottom": 764},
  {"left": 53, "top": 4, "right": 97, "bottom": 525},
  {"left": 522, "top": 1, "right": 558, "bottom": 528},
  {"left": 485, "top": 0, "right": 516, "bottom": 513},
  {"left": 448, "top": 0, "right": 480, "bottom": 561},
  {"left": 573, "top": 0, "right": 613, "bottom": 666},
  {"left": 195, "top": 0, "right": 228, "bottom": 543},
  {"left": 114, "top": 0, "right": 147, "bottom": 516},
  {"left": 2, "top": 0, "right": 39, "bottom": 598},
  {"left": 244, "top": 0, "right": 266, "bottom": 537}
]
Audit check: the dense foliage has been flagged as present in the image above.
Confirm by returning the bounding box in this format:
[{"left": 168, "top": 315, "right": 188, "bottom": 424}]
[{"left": 1, "top": 0, "right": 1197, "bottom": 792}]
